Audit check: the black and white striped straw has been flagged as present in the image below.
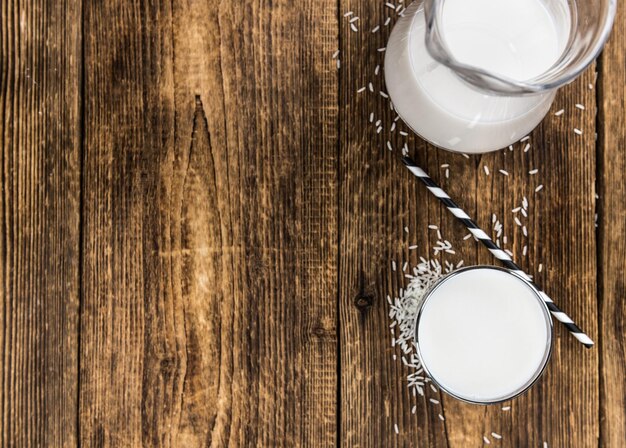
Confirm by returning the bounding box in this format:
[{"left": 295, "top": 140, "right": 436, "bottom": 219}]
[{"left": 402, "top": 156, "right": 593, "bottom": 348}]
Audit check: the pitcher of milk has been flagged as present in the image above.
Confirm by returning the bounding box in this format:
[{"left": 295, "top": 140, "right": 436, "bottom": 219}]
[{"left": 385, "top": 0, "right": 616, "bottom": 153}]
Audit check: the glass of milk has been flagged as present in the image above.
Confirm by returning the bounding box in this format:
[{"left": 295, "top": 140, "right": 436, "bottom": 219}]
[
  {"left": 385, "top": 0, "right": 616, "bottom": 153},
  {"left": 414, "top": 266, "right": 553, "bottom": 403}
]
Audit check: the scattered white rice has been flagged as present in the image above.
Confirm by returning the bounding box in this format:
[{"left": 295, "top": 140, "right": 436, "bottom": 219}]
[
  {"left": 404, "top": 226, "right": 409, "bottom": 233},
  {"left": 543, "top": 442, "right": 548, "bottom": 448},
  {"left": 375, "top": 64, "right": 380, "bottom": 75},
  {"left": 521, "top": 208, "right": 528, "bottom": 217},
  {"left": 429, "top": 398, "right": 439, "bottom": 404},
  {"left": 371, "top": 25, "right": 380, "bottom": 33},
  {"left": 357, "top": 87, "right": 366, "bottom": 93},
  {"left": 412, "top": 405, "right": 417, "bottom": 414},
  {"left": 535, "top": 184, "right": 544, "bottom": 192},
  {"left": 502, "top": 406, "right": 511, "bottom": 411},
  {"left": 438, "top": 414, "right": 445, "bottom": 421},
  {"left": 392, "top": 261, "right": 397, "bottom": 271},
  {"left": 491, "top": 432, "right": 502, "bottom": 439},
  {"left": 463, "top": 233, "right": 472, "bottom": 240},
  {"left": 336, "top": 60, "right": 341, "bottom": 69},
  {"left": 430, "top": 384, "right": 438, "bottom": 393},
  {"left": 428, "top": 224, "right": 438, "bottom": 230},
  {"left": 385, "top": 17, "right": 392, "bottom": 26},
  {"left": 484, "top": 166, "right": 490, "bottom": 175},
  {"left": 499, "top": 169, "right": 509, "bottom": 176},
  {"left": 387, "top": 258, "right": 456, "bottom": 398},
  {"left": 441, "top": 163, "right": 449, "bottom": 168},
  {"left": 349, "top": 16, "right": 359, "bottom": 23},
  {"left": 394, "top": 423, "right": 399, "bottom": 434},
  {"left": 378, "top": 47, "right": 387, "bottom": 52},
  {"left": 554, "top": 109, "right": 565, "bottom": 116},
  {"left": 508, "top": 145, "right": 514, "bottom": 151},
  {"left": 343, "top": 11, "right": 353, "bottom": 17},
  {"left": 523, "top": 143, "right": 531, "bottom": 152},
  {"left": 386, "top": 2, "right": 396, "bottom": 9},
  {"left": 574, "top": 128, "right": 583, "bottom": 135},
  {"left": 514, "top": 217, "right": 522, "bottom": 227},
  {"left": 387, "top": 141, "right": 393, "bottom": 151},
  {"left": 522, "top": 226, "right": 528, "bottom": 237},
  {"left": 520, "top": 136, "right": 530, "bottom": 142},
  {"left": 575, "top": 103, "right": 585, "bottom": 110},
  {"left": 400, "top": 131, "right": 408, "bottom": 136},
  {"left": 332, "top": 50, "right": 340, "bottom": 59},
  {"left": 445, "top": 169, "right": 450, "bottom": 179},
  {"left": 538, "top": 263, "right": 543, "bottom": 272},
  {"left": 409, "top": 245, "right": 418, "bottom": 250},
  {"left": 350, "top": 23, "right": 358, "bottom": 32},
  {"left": 523, "top": 245, "right": 528, "bottom": 256},
  {"left": 369, "top": 82, "right": 374, "bottom": 92},
  {"left": 484, "top": 436, "right": 491, "bottom": 444},
  {"left": 529, "top": 168, "right": 538, "bottom": 175},
  {"left": 380, "top": 91, "right": 389, "bottom": 98}
]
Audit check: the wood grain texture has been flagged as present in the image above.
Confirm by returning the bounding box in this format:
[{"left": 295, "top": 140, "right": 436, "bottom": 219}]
[
  {"left": 338, "top": 2, "right": 456, "bottom": 446},
  {"left": 599, "top": 0, "right": 626, "bottom": 445},
  {"left": 0, "top": 0, "right": 624, "bottom": 446},
  {"left": 80, "top": 0, "right": 338, "bottom": 446},
  {"left": 441, "top": 70, "right": 600, "bottom": 448},
  {"left": 0, "top": 1, "right": 81, "bottom": 446},
  {"left": 80, "top": 2, "right": 148, "bottom": 444}
]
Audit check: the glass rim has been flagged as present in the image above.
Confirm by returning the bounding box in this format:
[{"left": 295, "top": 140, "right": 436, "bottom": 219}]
[
  {"left": 422, "top": 0, "right": 618, "bottom": 95},
  {"left": 413, "top": 265, "right": 554, "bottom": 405}
]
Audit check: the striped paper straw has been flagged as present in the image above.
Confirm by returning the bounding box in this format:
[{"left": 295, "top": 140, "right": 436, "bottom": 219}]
[{"left": 402, "top": 156, "right": 593, "bottom": 348}]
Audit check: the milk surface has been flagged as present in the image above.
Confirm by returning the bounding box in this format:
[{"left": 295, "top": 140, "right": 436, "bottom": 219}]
[
  {"left": 442, "top": 0, "right": 561, "bottom": 81},
  {"left": 384, "top": 0, "right": 570, "bottom": 152},
  {"left": 416, "top": 268, "right": 551, "bottom": 402}
]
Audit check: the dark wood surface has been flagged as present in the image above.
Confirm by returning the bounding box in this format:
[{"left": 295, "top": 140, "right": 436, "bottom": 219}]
[{"left": 1, "top": 0, "right": 624, "bottom": 446}]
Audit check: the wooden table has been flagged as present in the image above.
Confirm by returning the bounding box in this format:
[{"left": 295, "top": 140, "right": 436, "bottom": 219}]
[{"left": 1, "top": 0, "right": 624, "bottom": 446}]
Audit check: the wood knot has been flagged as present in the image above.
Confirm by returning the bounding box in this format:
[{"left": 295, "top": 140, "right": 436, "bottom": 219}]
[
  {"left": 311, "top": 326, "right": 335, "bottom": 340},
  {"left": 354, "top": 292, "right": 375, "bottom": 311},
  {"left": 159, "top": 357, "right": 177, "bottom": 379}
]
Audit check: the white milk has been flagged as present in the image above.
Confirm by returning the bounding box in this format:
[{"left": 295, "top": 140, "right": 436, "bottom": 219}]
[
  {"left": 416, "top": 268, "right": 551, "bottom": 402},
  {"left": 385, "top": 0, "right": 570, "bottom": 153}
]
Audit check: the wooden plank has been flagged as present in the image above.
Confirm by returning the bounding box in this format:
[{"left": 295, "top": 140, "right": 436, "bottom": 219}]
[
  {"left": 80, "top": 2, "right": 151, "bottom": 444},
  {"left": 441, "top": 70, "right": 599, "bottom": 447},
  {"left": 338, "top": 2, "right": 464, "bottom": 446},
  {"left": 598, "top": 0, "right": 626, "bottom": 445},
  {"left": 0, "top": 1, "right": 81, "bottom": 446},
  {"left": 339, "top": 3, "right": 599, "bottom": 446},
  {"left": 80, "top": 0, "right": 338, "bottom": 446}
]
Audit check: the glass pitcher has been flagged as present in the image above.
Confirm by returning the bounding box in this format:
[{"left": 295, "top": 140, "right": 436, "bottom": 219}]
[{"left": 384, "top": 0, "right": 616, "bottom": 153}]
